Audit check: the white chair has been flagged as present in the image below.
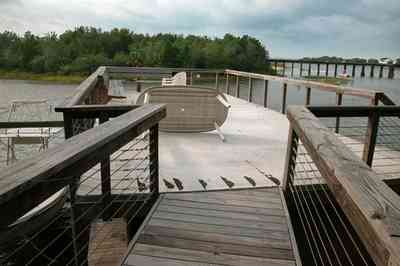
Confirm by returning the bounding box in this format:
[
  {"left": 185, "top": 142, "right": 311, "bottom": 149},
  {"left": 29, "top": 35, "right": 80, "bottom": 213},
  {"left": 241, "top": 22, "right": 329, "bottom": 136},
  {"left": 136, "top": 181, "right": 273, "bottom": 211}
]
[
  {"left": 162, "top": 72, "right": 187, "bottom": 86},
  {"left": 136, "top": 86, "right": 231, "bottom": 141}
]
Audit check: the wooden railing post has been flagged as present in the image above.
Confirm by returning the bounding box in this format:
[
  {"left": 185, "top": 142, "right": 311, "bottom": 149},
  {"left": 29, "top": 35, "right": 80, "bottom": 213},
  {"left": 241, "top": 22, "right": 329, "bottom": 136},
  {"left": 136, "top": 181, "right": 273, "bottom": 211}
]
[
  {"left": 99, "top": 113, "right": 112, "bottom": 221},
  {"left": 282, "top": 126, "right": 298, "bottom": 192},
  {"left": 263, "top": 80, "right": 269, "bottom": 108},
  {"left": 149, "top": 124, "right": 159, "bottom": 196},
  {"left": 291, "top": 63, "right": 294, "bottom": 77},
  {"left": 334, "top": 64, "right": 338, "bottom": 77},
  {"left": 362, "top": 111, "right": 380, "bottom": 167},
  {"left": 352, "top": 65, "right": 356, "bottom": 77},
  {"left": 325, "top": 63, "right": 329, "bottom": 77},
  {"left": 282, "top": 83, "right": 288, "bottom": 114},
  {"left": 335, "top": 92, "right": 343, "bottom": 133},
  {"left": 215, "top": 72, "right": 219, "bottom": 90},
  {"left": 225, "top": 73, "right": 229, "bottom": 94},
  {"left": 248, "top": 77, "right": 253, "bottom": 102},
  {"left": 379, "top": 66, "right": 384, "bottom": 78},
  {"left": 317, "top": 63, "right": 320, "bottom": 77},
  {"left": 235, "top": 76, "right": 240, "bottom": 98},
  {"left": 305, "top": 87, "right": 311, "bottom": 105}
]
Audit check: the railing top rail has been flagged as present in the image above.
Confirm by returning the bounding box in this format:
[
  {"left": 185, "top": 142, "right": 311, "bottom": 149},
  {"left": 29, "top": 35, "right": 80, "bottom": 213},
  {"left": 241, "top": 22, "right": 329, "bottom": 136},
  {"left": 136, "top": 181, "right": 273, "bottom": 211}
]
[
  {"left": 106, "top": 66, "right": 225, "bottom": 74},
  {"left": 287, "top": 105, "right": 400, "bottom": 266},
  {"left": 308, "top": 105, "right": 400, "bottom": 117},
  {"left": 225, "top": 69, "right": 380, "bottom": 99},
  {"left": 63, "top": 66, "right": 107, "bottom": 107},
  {"left": 0, "top": 104, "right": 166, "bottom": 227}
]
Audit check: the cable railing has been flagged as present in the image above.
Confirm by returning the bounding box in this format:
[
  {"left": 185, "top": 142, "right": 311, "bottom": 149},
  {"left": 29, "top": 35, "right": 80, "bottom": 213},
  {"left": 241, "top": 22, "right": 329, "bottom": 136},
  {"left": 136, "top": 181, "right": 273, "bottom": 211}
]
[
  {"left": 0, "top": 104, "right": 166, "bottom": 265},
  {"left": 283, "top": 105, "right": 400, "bottom": 266}
]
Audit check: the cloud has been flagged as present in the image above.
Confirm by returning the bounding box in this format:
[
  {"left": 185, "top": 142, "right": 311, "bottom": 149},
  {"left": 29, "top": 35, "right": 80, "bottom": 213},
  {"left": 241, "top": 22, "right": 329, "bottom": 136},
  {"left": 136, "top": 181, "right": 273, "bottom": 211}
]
[{"left": 0, "top": 0, "right": 398, "bottom": 58}]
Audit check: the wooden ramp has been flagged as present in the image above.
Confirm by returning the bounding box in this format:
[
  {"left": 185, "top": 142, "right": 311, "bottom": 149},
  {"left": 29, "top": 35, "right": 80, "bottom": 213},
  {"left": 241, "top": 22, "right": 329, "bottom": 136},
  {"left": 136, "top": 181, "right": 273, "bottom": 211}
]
[{"left": 122, "top": 187, "right": 300, "bottom": 266}]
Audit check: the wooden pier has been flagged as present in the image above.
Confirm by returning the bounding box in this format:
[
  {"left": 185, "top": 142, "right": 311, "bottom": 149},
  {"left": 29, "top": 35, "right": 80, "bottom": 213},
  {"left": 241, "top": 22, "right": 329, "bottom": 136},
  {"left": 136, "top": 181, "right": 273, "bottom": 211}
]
[
  {"left": 268, "top": 58, "right": 399, "bottom": 79},
  {"left": 1, "top": 66, "right": 400, "bottom": 266},
  {"left": 123, "top": 187, "right": 300, "bottom": 266}
]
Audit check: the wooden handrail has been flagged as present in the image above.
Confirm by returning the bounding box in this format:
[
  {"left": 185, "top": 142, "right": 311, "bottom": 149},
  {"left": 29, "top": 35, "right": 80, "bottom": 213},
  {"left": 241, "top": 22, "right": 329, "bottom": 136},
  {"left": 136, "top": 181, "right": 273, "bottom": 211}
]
[
  {"left": 308, "top": 105, "right": 400, "bottom": 117},
  {"left": 0, "top": 121, "right": 64, "bottom": 129},
  {"left": 225, "top": 69, "right": 380, "bottom": 99},
  {"left": 286, "top": 106, "right": 400, "bottom": 266},
  {"left": 0, "top": 104, "right": 166, "bottom": 228}
]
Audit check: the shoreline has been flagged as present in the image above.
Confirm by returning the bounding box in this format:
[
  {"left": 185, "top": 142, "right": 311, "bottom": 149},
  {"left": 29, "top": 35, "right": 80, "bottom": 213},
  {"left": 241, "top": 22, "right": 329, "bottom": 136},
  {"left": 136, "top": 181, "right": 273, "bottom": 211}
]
[
  {"left": 304, "top": 76, "right": 351, "bottom": 85},
  {"left": 0, "top": 71, "right": 87, "bottom": 84}
]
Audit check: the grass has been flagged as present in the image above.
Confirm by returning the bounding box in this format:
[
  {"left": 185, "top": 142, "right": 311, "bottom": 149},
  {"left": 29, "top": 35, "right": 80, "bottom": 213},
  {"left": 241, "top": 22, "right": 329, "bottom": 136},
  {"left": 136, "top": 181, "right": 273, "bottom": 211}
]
[
  {"left": 0, "top": 70, "right": 87, "bottom": 84},
  {"left": 305, "top": 76, "right": 352, "bottom": 86}
]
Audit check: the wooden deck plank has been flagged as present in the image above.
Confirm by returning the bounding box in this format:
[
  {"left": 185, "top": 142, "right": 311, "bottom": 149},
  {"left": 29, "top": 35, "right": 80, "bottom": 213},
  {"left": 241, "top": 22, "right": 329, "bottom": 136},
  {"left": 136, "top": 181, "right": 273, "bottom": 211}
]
[
  {"left": 163, "top": 190, "right": 283, "bottom": 204},
  {"left": 156, "top": 204, "right": 287, "bottom": 223},
  {"left": 161, "top": 198, "right": 285, "bottom": 216},
  {"left": 152, "top": 211, "right": 289, "bottom": 231},
  {"left": 125, "top": 254, "right": 217, "bottom": 266},
  {"left": 163, "top": 193, "right": 284, "bottom": 209},
  {"left": 124, "top": 188, "right": 296, "bottom": 265},
  {"left": 130, "top": 244, "right": 296, "bottom": 266},
  {"left": 148, "top": 218, "right": 290, "bottom": 241},
  {"left": 143, "top": 225, "right": 292, "bottom": 250},
  {"left": 137, "top": 234, "right": 294, "bottom": 261}
]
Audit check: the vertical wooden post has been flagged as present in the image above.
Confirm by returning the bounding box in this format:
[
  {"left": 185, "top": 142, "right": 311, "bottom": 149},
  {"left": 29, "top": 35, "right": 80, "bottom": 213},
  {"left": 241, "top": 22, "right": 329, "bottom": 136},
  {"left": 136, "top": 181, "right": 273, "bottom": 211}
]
[
  {"left": 325, "top": 64, "right": 329, "bottom": 78},
  {"left": 282, "top": 83, "right": 288, "bottom": 114},
  {"left": 235, "top": 76, "right": 240, "bottom": 98},
  {"left": 335, "top": 93, "right": 343, "bottom": 133},
  {"left": 344, "top": 64, "right": 347, "bottom": 73},
  {"left": 334, "top": 64, "right": 338, "bottom": 77},
  {"left": 379, "top": 66, "right": 384, "bottom": 78},
  {"left": 274, "top": 62, "right": 278, "bottom": 75},
  {"left": 305, "top": 87, "right": 311, "bottom": 105},
  {"left": 282, "top": 62, "right": 286, "bottom": 76},
  {"left": 263, "top": 80, "right": 269, "bottom": 108},
  {"left": 291, "top": 63, "right": 294, "bottom": 77},
  {"left": 99, "top": 113, "right": 112, "bottom": 221},
  {"left": 307, "top": 63, "right": 311, "bottom": 77},
  {"left": 361, "top": 65, "right": 365, "bottom": 77},
  {"left": 282, "top": 127, "right": 299, "bottom": 193},
  {"left": 225, "top": 74, "right": 229, "bottom": 94},
  {"left": 300, "top": 63, "right": 303, "bottom": 77},
  {"left": 370, "top": 65, "right": 375, "bottom": 78},
  {"left": 149, "top": 124, "right": 159, "bottom": 195},
  {"left": 352, "top": 65, "right": 356, "bottom": 77},
  {"left": 248, "top": 77, "right": 253, "bottom": 102},
  {"left": 362, "top": 111, "right": 379, "bottom": 167},
  {"left": 215, "top": 72, "right": 219, "bottom": 90},
  {"left": 190, "top": 72, "right": 194, "bottom": 85},
  {"left": 388, "top": 66, "right": 395, "bottom": 79},
  {"left": 317, "top": 64, "right": 320, "bottom": 77},
  {"left": 63, "top": 113, "right": 74, "bottom": 139}
]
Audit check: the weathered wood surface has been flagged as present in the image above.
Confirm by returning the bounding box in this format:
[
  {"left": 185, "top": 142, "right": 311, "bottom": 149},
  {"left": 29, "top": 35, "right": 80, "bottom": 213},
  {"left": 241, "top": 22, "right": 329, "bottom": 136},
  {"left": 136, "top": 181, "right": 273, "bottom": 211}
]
[
  {"left": 0, "top": 104, "right": 166, "bottom": 228},
  {"left": 225, "top": 69, "right": 379, "bottom": 99},
  {"left": 88, "top": 218, "right": 128, "bottom": 266},
  {"left": 287, "top": 106, "right": 400, "bottom": 266},
  {"left": 123, "top": 187, "right": 299, "bottom": 266}
]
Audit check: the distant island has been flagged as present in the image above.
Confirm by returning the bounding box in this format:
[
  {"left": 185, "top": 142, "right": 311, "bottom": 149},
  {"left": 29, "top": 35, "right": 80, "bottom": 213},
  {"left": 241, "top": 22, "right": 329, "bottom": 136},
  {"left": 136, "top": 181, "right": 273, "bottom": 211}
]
[{"left": 0, "top": 27, "right": 272, "bottom": 82}]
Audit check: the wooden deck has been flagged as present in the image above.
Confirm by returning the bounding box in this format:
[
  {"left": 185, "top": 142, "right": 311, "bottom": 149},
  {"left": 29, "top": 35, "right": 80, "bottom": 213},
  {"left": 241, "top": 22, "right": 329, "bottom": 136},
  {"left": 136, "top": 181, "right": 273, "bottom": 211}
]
[{"left": 122, "top": 187, "right": 299, "bottom": 266}]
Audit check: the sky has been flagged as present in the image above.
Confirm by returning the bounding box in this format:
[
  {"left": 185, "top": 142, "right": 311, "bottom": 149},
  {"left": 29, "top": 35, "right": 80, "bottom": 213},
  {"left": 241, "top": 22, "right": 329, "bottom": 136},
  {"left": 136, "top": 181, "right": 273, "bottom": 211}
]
[{"left": 1, "top": 0, "right": 399, "bottom": 59}]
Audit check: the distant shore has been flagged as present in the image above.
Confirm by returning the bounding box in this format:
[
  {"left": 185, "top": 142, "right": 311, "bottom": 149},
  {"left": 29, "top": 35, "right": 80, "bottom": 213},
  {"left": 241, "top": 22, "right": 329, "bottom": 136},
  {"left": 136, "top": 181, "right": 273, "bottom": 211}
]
[
  {"left": 0, "top": 70, "right": 86, "bottom": 84},
  {"left": 305, "top": 76, "right": 351, "bottom": 86}
]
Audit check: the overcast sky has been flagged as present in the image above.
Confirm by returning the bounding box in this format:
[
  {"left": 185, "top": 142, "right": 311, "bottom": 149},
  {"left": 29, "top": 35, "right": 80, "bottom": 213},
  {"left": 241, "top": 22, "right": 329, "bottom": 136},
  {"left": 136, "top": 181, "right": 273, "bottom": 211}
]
[{"left": 1, "top": 0, "right": 399, "bottom": 59}]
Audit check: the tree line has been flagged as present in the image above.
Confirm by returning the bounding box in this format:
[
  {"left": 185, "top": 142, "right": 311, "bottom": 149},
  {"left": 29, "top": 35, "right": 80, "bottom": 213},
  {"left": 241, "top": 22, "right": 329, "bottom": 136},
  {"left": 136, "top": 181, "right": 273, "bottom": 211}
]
[{"left": 0, "top": 27, "right": 272, "bottom": 75}]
